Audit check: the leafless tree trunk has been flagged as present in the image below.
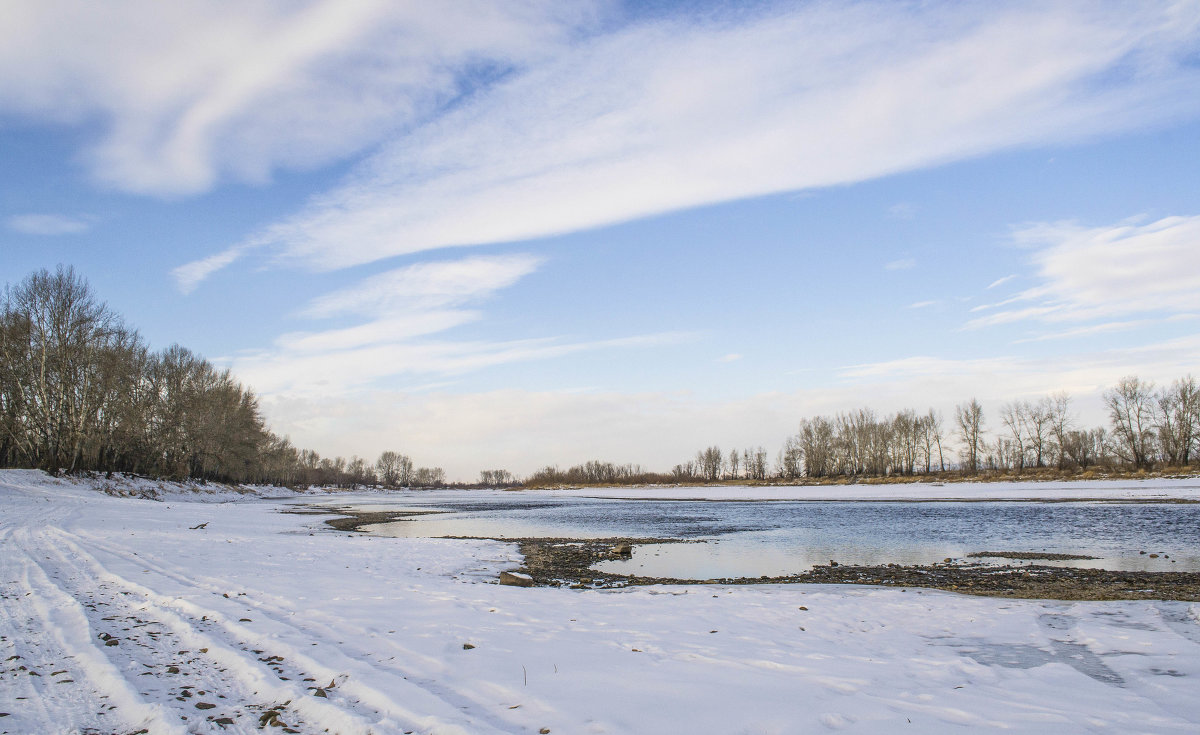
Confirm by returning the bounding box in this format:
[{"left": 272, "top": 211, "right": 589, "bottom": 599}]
[
  {"left": 955, "top": 399, "right": 985, "bottom": 473},
  {"left": 1105, "top": 376, "right": 1156, "bottom": 469},
  {"left": 1000, "top": 401, "right": 1028, "bottom": 472},
  {"left": 1155, "top": 376, "right": 1199, "bottom": 466},
  {"left": 1047, "top": 392, "right": 1073, "bottom": 470}
]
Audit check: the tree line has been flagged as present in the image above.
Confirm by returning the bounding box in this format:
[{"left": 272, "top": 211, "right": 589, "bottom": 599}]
[
  {"left": 662, "top": 378, "right": 1198, "bottom": 483},
  {"left": 0, "top": 267, "right": 445, "bottom": 487},
  {"left": 3, "top": 267, "right": 1196, "bottom": 488}
]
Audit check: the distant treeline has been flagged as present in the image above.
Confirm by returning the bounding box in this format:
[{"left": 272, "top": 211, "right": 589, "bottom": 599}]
[
  {"left": 599, "top": 377, "right": 1197, "bottom": 486},
  {"left": 0, "top": 267, "right": 444, "bottom": 487},
  {"left": 3, "top": 267, "right": 1196, "bottom": 489}
]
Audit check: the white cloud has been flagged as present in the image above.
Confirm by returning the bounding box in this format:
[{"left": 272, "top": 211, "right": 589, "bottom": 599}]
[
  {"left": 171, "top": 245, "right": 250, "bottom": 294},
  {"left": 209, "top": 0, "right": 1200, "bottom": 278},
  {"left": 274, "top": 312, "right": 479, "bottom": 354},
  {"left": 986, "top": 274, "right": 1017, "bottom": 290},
  {"left": 301, "top": 254, "right": 543, "bottom": 318},
  {"left": 967, "top": 215, "right": 1200, "bottom": 329},
  {"left": 231, "top": 332, "right": 688, "bottom": 398},
  {"left": 221, "top": 252, "right": 688, "bottom": 397},
  {"left": 840, "top": 335, "right": 1200, "bottom": 405},
  {"left": 908, "top": 300, "right": 938, "bottom": 309},
  {"left": 887, "top": 203, "right": 915, "bottom": 220},
  {"left": 716, "top": 353, "right": 742, "bottom": 363},
  {"left": 0, "top": 1, "right": 594, "bottom": 195},
  {"left": 1012, "top": 320, "right": 1153, "bottom": 344},
  {"left": 6, "top": 213, "right": 92, "bottom": 235},
  {"left": 885, "top": 258, "right": 916, "bottom": 271}
]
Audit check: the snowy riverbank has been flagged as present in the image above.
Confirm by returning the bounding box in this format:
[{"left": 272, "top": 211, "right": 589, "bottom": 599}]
[
  {"left": 549, "top": 477, "right": 1200, "bottom": 502},
  {"left": 2, "top": 470, "right": 1199, "bottom": 733}
]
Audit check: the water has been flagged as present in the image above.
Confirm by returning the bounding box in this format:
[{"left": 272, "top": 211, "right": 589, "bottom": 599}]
[{"left": 353, "top": 494, "right": 1200, "bottom": 580}]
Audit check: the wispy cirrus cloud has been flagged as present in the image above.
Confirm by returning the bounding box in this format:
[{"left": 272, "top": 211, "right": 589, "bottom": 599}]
[
  {"left": 6, "top": 213, "right": 93, "bottom": 235},
  {"left": 0, "top": 0, "right": 595, "bottom": 196},
  {"left": 163, "top": 1, "right": 1200, "bottom": 284},
  {"left": 301, "top": 254, "right": 543, "bottom": 318},
  {"left": 840, "top": 334, "right": 1200, "bottom": 405},
  {"left": 968, "top": 214, "right": 1200, "bottom": 329},
  {"left": 233, "top": 331, "right": 688, "bottom": 397},
  {"left": 225, "top": 253, "right": 688, "bottom": 396}
]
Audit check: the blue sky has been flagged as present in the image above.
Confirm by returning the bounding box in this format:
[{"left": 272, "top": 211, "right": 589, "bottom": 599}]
[{"left": 3, "top": 1, "right": 1200, "bottom": 479}]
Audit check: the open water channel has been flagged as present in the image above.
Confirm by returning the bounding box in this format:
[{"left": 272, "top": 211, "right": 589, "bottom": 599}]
[{"left": 352, "top": 493, "right": 1200, "bottom": 579}]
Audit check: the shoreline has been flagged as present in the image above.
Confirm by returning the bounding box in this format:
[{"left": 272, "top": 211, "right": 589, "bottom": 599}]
[{"left": 317, "top": 505, "right": 1200, "bottom": 602}]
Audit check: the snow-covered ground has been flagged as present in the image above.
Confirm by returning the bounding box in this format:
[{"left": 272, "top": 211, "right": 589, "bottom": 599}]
[
  {"left": 551, "top": 477, "right": 1200, "bottom": 502},
  {"left": 2, "top": 470, "right": 1198, "bottom": 734}
]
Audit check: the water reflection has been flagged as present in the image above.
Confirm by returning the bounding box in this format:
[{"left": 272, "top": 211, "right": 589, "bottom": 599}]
[{"left": 357, "top": 496, "right": 1200, "bottom": 579}]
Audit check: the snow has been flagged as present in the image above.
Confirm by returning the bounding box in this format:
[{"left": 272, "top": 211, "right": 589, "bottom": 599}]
[
  {"left": 2, "top": 469, "right": 1199, "bottom": 734},
  {"left": 549, "top": 477, "right": 1200, "bottom": 502}
]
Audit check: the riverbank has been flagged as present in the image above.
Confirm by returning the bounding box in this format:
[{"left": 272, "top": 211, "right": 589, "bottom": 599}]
[
  {"left": 325, "top": 508, "right": 1200, "bottom": 601},
  {"left": 5, "top": 470, "right": 1200, "bottom": 733}
]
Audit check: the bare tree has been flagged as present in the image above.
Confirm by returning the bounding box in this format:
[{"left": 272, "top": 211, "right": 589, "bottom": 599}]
[
  {"left": 1047, "top": 391, "right": 1073, "bottom": 470},
  {"left": 727, "top": 448, "right": 741, "bottom": 479},
  {"left": 776, "top": 435, "right": 802, "bottom": 479},
  {"left": 1156, "top": 376, "right": 1199, "bottom": 467},
  {"left": 917, "top": 409, "right": 945, "bottom": 473},
  {"left": 1025, "top": 398, "right": 1054, "bottom": 468},
  {"left": 955, "top": 399, "right": 985, "bottom": 473},
  {"left": 796, "top": 417, "right": 835, "bottom": 477},
  {"left": 376, "top": 450, "right": 402, "bottom": 486},
  {"left": 1, "top": 266, "right": 124, "bottom": 472},
  {"left": 748, "top": 447, "right": 768, "bottom": 480},
  {"left": 999, "top": 401, "right": 1028, "bottom": 472},
  {"left": 1105, "top": 376, "right": 1156, "bottom": 469},
  {"left": 891, "top": 409, "right": 919, "bottom": 475},
  {"left": 695, "top": 446, "right": 723, "bottom": 481}
]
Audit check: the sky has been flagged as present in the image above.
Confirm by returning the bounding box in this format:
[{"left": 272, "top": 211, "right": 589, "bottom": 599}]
[{"left": 3, "top": 0, "right": 1200, "bottom": 481}]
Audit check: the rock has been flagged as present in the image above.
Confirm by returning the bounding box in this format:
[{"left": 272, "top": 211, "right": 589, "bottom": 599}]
[
  {"left": 829, "top": 560, "right": 838, "bottom": 567},
  {"left": 499, "top": 571, "right": 534, "bottom": 587},
  {"left": 462, "top": 643, "right": 476, "bottom": 650},
  {"left": 1149, "top": 554, "right": 1159, "bottom": 558},
  {"left": 613, "top": 543, "right": 632, "bottom": 556},
  {"left": 195, "top": 702, "right": 216, "bottom": 710}
]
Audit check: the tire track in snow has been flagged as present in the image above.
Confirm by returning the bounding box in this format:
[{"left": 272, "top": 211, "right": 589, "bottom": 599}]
[
  {"left": 70, "top": 529, "right": 532, "bottom": 734},
  {"left": 43, "top": 528, "right": 512, "bottom": 735},
  {"left": 1, "top": 528, "right": 184, "bottom": 735},
  {"left": 22, "top": 527, "right": 390, "bottom": 735}
]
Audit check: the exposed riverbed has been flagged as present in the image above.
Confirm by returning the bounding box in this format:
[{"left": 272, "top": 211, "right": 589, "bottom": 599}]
[{"left": 313, "top": 484, "right": 1200, "bottom": 600}]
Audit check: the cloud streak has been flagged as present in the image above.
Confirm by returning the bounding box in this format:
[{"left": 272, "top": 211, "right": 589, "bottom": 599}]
[
  {"left": 189, "top": 0, "right": 1200, "bottom": 281},
  {"left": 0, "top": 0, "right": 594, "bottom": 195},
  {"left": 222, "top": 252, "right": 687, "bottom": 397},
  {"left": 6, "top": 213, "right": 92, "bottom": 235},
  {"left": 968, "top": 214, "right": 1200, "bottom": 329}
]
